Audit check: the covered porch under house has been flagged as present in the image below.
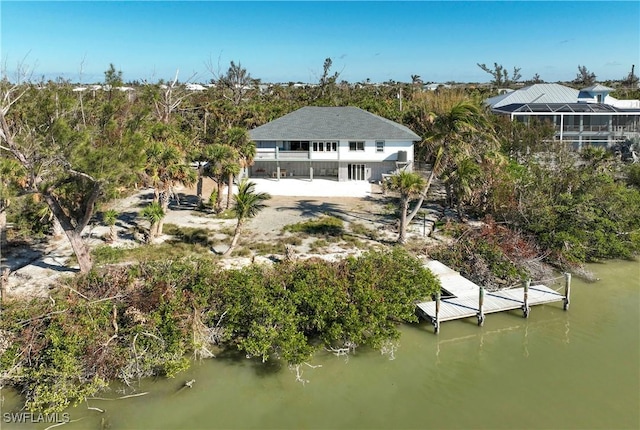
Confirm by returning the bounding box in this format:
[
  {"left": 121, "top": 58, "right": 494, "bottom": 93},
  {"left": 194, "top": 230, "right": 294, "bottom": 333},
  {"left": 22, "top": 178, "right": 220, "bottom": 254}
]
[{"left": 249, "top": 160, "right": 401, "bottom": 182}]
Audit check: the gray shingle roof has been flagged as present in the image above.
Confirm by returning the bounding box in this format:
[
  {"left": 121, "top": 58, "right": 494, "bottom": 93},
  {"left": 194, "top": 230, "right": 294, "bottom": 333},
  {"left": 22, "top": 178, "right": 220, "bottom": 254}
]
[
  {"left": 249, "top": 106, "right": 421, "bottom": 141},
  {"left": 485, "top": 84, "right": 580, "bottom": 109}
]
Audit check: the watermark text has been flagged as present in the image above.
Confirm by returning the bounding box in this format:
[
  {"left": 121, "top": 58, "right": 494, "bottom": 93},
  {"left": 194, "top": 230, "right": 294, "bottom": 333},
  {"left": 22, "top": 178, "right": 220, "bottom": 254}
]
[{"left": 2, "top": 412, "right": 71, "bottom": 424}]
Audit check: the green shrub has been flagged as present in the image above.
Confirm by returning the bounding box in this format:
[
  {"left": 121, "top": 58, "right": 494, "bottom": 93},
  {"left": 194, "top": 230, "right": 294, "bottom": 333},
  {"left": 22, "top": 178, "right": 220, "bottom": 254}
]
[
  {"left": 2, "top": 251, "right": 439, "bottom": 413},
  {"left": 349, "top": 221, "right": 379, "bottom": 240},
  {"left": 92, "top": 245, "right": 126, "bottom": 264},
  {"left": 164, "top": 224, "right": 213, "bottom": 246},
  {"left": 283, "top": 216, "right": 344, "bottom": 236}
]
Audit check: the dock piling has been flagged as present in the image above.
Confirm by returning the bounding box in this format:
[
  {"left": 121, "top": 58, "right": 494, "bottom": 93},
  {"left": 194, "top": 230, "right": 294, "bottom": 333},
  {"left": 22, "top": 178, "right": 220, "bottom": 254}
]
[
  {"left": 563, "top": 273, "right": 571, "bottom": 311},
  {"left": 522, "top": 279, "right": 531, "bottom": 318},
  {"left": 477, "top": 286, "right": 485, "bottom": 326},
  {"left": 434, "top": 291, "right": 441, "bottom": 334}
]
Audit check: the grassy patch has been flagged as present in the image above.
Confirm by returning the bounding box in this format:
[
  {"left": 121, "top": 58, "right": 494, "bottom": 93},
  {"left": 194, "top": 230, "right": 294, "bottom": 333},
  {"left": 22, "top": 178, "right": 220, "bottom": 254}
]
[
  {"left": 349, "top": 222, "right": 379, "bottom": 240},
  {"left": 249, "top": 242, "right": 283, "bottom": 254},
  {"left": 163, "top": 224, "right": 214, "bottom": 246},
  {"left": 247, "top": 236, "right": 302, "bottom": 255},
  {"left": 283, "top": 216, "right": 344, "bottom": 236},
  {"left": 218, "top": 225, "right": 236, "bottom": 236},
  {"left": 130, "top": 242, "right": 213, "bottom": 261},
  {"left": 308, "top": 239, "right": 329, "bottom": 253},
  {"left": 92, "top": 242, "right": 213, "bottom": 265},
  {"left": 382, "top": 202, "right": 398, "bottom": 216},
  {"left": 215, "top": 209, "right": 236, "bottom": 219},
  {"left": 231, "top": 247, "right": 252, "bottom": 257},
  {"left": 283, "top": 236, "right": 302, "bottom": 246},
  {"left": 92, "top": 245, "right": 126, "bottom": 264},
  {"left": 341, "top": 235, "right": 366, "bottom": 249}
]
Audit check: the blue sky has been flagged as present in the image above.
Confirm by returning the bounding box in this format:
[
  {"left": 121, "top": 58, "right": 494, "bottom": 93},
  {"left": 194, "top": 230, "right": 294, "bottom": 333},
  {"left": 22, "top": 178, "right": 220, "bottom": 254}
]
[{"left": 2, "top": 1, "right": 639, "bottom": 84}]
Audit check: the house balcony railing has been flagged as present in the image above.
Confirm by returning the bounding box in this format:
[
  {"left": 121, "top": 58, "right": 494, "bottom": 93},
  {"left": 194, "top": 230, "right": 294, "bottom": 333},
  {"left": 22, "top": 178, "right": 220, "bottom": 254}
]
[
  {"left": 256, "top": 148, "right": 341, "bottom": 161},
  {"left": 255, "top": 148, "right": 310, "bottom": 160},
  {"left": 562, "top": 125, "right": 611, "bottom": 132},
  {"left": 561, "top": 125, "right": 640, "bottom": 133}
]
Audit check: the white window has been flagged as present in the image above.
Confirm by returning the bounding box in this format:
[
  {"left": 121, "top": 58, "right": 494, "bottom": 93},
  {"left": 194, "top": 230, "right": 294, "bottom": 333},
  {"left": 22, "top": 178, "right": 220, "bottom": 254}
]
[
  {"left": 312, "top": 141, "right": 338, "bottom": 152},
  {"left": 349, "top": 141, "right": 364, "bottom": 151},
  {"left": 376, "top": 140, "right": 385, "bottom": 152}
]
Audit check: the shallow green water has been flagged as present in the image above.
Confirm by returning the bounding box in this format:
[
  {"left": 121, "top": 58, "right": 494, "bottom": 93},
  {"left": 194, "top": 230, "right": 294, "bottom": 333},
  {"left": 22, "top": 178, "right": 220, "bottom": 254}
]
[{"left": 2, "top": 260, "right": 639, "bottom": 429}]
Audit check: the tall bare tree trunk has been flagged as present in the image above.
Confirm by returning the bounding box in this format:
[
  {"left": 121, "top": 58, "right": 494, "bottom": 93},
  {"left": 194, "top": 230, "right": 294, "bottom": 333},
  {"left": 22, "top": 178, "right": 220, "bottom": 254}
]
[
  {"left": 42, "top": 184, "right": 100, "bottom": 274},
  {"left": 67, "top": 231, "right": 93, "bottom": 273},
  {"left": 398, "top": 198, "right": 409, "bottom": 244},
  {"left": 226, "top": 173, "right": 234, "bottom": 209},
  {"left": 196, "top": 163, "right": 204, "bottom": 207},
  {"left": 147, "top": 222, "right": 159, "bottom": 243},
  {"left": 215, "top": 177, "right": 224, "bottom": 212},
  {"left": 0, "top": 210, "right": 7, "bottom": 249},
  {"left": 158, "top": 191, "right": 170, "bottom": 236},
  {"left": 52, "top": 217, "right": 64, "bottom": 240}
]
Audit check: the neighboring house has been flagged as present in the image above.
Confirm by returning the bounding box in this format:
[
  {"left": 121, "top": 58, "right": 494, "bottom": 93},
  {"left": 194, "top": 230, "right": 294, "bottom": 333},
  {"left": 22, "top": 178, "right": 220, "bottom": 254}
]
[
  {"left": 248, "top": 107, "right": 420, "bottom": 182},
  {"left": 185, "top": 83, "right": 207, "bottom": 91},
  {"left": 423, "top": 83, "right": 452, "bottom": 91},
  {"left": 485, "top": 83, "right": 640, "bottom": 148}
]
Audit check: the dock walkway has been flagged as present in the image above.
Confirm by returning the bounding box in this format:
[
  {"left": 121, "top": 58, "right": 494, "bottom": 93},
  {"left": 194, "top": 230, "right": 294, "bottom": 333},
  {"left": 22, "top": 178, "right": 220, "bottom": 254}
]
[{"left": 417, "top": 261, "right": 570, "bottom": 333}]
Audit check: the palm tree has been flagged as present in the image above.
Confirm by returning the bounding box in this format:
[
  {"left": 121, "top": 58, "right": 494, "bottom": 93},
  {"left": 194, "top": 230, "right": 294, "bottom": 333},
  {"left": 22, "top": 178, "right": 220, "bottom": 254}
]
[
  {"left": 142, "top": 125, "right": 197, "bottom": 233},
  {"left": 443, "top": 158, "right": 482, "bottom": 221},
  {"left": 102, "top": 209, "right": 119, "bottom": 243},
  {"left": 202, "top": 143, "right": 239, "bottom": 213},
  {"left": 223, "top": 179, "right": 271, "bottom": 256},
  {"left": 387, "top": 171, "right": 427, "bottom": 244},
  {"left": 224, "top": 127, "right": 256, "bottom": 209},
  {"left": 223, "top": 158, "right": 241, "bottom": 210},
  {"left": 141, "top": 202, "right": 165, "bottom": 243},
  {"left": 425, "top": 101, "right": 495, "bottom": 218}
]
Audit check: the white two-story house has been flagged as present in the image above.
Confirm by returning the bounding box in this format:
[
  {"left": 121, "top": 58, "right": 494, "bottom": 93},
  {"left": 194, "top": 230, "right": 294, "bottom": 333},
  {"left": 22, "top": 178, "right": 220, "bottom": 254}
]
[{"left": 248, "top": 107, "right": 420, "bottom": 182}]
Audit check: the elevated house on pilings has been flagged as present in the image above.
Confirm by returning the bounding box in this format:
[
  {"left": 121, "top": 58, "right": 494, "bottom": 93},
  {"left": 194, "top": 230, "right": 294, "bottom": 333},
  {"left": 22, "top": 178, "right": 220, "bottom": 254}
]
[
  {"left": 248, "top": 107, "right": 420, "bottom": 183},
  {"left": 485, "top": 83, "right": 640, "bottom": 149}
]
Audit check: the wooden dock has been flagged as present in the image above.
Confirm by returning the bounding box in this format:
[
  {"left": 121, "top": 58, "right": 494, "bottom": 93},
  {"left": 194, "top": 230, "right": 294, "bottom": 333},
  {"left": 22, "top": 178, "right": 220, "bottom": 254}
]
[{"left": 417, "top": 261, "right": 570, "bottom": 333}]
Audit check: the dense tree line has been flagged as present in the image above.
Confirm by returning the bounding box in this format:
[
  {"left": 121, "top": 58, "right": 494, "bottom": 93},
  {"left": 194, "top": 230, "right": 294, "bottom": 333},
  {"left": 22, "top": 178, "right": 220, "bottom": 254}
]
[
  {"left": 2, "top": 61, "right": 639, "bottom": 274},
  {"left": 1, "top": 60, "right": 639, "bottom": 413}
]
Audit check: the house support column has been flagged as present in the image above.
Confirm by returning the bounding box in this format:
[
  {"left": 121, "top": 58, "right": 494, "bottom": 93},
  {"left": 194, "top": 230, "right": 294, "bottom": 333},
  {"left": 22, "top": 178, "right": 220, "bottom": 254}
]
[
  {"left": 608, "top": 116, "right": 613, "bottom": 146},
  {"left": 579, "top": 116, "right": 584, "bottom": 150}
]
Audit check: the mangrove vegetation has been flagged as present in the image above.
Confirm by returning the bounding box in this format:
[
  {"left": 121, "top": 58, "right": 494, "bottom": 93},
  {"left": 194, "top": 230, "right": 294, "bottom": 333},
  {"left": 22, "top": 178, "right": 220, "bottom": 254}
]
[{"left": 0, "top": 248, "right": 438, "bottom": 413}]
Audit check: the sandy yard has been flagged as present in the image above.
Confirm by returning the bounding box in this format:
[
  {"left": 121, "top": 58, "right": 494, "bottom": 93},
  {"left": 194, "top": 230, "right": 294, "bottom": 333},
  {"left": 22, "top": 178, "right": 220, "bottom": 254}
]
[{"left": 1, "top": 178, "right": 443, "bottom": 299}]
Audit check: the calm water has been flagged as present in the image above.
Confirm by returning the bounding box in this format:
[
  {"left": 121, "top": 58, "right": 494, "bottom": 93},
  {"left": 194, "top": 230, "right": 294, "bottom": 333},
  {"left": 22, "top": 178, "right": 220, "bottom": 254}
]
[{"left": 2, "top": 260, "right": 639, "bottom": 429}]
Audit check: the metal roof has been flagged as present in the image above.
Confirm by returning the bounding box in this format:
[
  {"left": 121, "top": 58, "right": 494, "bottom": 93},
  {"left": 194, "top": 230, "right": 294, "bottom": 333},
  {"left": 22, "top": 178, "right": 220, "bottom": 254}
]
[
  {"left": 249, "top": 106, "right": 421, "bottom": 141},
  {"left": 494, "top": 103, "right": 626, "bottom": 113},
  {"left": 581, "top": 84, "right": 614, "bottom": 92},
  {"left": 485, "top": 83, "right": 580, "bottom": 109}
]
